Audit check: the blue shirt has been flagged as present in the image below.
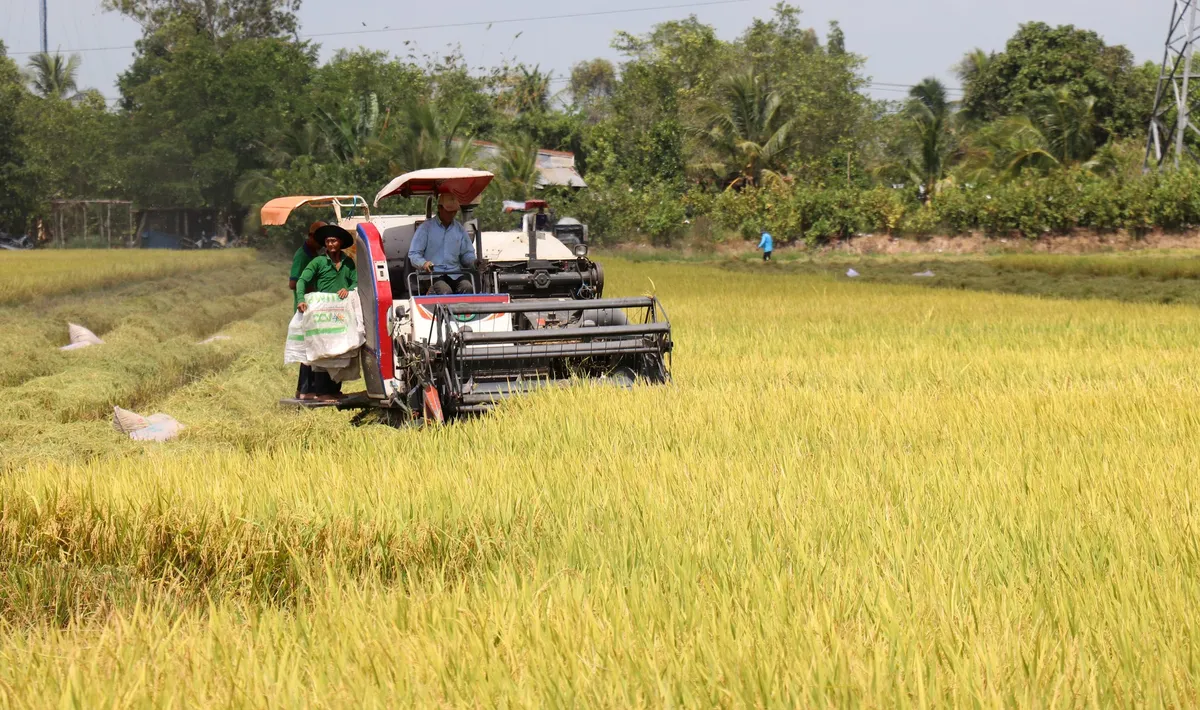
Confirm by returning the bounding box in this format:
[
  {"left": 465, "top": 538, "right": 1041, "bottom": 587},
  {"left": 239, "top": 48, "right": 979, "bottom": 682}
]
[
  {"left": 408, "top": 218, "right": 477, "bottom": 278},
  {"left": 758, "top": 232, "right": 773, "bottom": 251}
]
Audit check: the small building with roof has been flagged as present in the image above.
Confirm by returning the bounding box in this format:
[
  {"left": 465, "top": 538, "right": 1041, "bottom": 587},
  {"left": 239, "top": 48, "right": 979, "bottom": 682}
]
[{"left": 471, "top": 141, "right": 587, "bottom": 190}]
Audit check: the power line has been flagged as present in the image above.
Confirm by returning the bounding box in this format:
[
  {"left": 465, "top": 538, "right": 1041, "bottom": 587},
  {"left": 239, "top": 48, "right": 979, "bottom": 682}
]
[
  {"left": 10, "top": 0, "right": 964, "bottom": 102},
  {"left": 869, "top": 81, "right": 964, "bottom": 92},
  {"left": 5, "top": 0, "right": 749, "bottom": 56},
  {"left": 305, "top": 0, "right": 749, "bottom": 39},
  {"left": 90, "top": 80, "right": 962, "bottom": 104}
]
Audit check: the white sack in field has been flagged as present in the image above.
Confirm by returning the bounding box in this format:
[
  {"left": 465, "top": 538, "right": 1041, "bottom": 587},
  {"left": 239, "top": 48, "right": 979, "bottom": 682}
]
[
  {"left": 61, "top": 323, "right": 104, "bottom": 350},
  {"left": 112, "top": 406, "right": 185, "bottom": 442}
]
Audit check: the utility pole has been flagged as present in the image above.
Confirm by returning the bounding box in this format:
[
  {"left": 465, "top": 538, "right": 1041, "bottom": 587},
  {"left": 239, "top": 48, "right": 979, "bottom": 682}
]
[
  {"left": 1146, "top": 0, "right": 1200, "bottom": 170},
  {"left": 39, "top": 0, "right": 48, "bottom": 54}
]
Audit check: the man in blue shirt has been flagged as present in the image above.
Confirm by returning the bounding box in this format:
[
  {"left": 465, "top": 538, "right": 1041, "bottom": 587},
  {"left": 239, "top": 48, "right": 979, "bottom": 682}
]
[
  {"left": 758, "top": 230, "right": 773, "bottom": 261},
  {"left": 408, "top": 193, "right": 482, "bottom": 294}
]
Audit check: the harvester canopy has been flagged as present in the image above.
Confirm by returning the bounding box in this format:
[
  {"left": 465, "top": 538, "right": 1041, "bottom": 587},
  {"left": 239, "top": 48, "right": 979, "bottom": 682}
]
[
  {"left": 373, "top": 168, "right": 494, "bottom": 207},
  {"left": 260, "top": 195, "right": 369, "bottom": 226}
]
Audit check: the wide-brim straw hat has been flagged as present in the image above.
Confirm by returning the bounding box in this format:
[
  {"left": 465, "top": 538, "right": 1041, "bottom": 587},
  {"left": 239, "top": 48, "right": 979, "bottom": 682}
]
[{"left": 313, "top": 224, "right": 354, "bottom": 249}]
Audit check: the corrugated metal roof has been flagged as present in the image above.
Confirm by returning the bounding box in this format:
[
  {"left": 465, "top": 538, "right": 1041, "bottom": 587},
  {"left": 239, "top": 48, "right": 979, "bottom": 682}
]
[
  {"left": 471, "top": 141, "right": 587, "bottom": 189},
  {"left": 536, "top": 167, "right": 587, "bottom": 188}
]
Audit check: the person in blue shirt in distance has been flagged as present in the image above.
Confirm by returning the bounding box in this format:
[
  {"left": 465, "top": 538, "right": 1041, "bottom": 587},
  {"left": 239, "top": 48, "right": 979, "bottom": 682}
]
[
  {"left": 407, "top": 193, "right": 487, "bottom": 294},
  {"left": 758, "top": 229, "right": 773, "bottom": 261}
]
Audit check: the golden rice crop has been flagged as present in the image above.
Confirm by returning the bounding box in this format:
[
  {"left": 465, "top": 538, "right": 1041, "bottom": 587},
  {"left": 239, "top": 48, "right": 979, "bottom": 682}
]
[
  {"left": 0, "top": 248, "right": 252, "bottom": 304},
  {"left": 0, "top": 255, "right": 294, "bottom": 469},
  {"left": 1, "top": 253, "right": 1199, "bottom": 706},
  {"left": 996, "top": 252, "right": 1200, "bottom": 279}
]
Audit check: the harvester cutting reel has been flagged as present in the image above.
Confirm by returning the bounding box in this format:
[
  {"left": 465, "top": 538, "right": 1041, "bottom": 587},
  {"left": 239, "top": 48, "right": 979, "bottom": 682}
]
[{"left": 383, "top": 295, "right": 673, "bottom": 422}]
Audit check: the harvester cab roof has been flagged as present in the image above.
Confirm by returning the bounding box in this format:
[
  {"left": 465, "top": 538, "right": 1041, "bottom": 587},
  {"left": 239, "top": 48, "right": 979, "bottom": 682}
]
[
  {"left": 260, "top": 194, "right": 371, "bottom": 259},
  {"left": 269, "top": 168, "right": 672, "bottom": 423},
  {"left": 260, "top": 194, "right": 370, "bottom": 227},
  {"left": 374, "top": 168, "right": 494, "bottom": 207}
]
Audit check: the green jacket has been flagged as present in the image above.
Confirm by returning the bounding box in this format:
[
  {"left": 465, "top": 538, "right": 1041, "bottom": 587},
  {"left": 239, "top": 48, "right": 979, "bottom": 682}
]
[
  {"left": 295, "top": 255, "right": 357, "bottom": 309},
  {"left": 290, "top": 244, "right": 319, "bottom": 282}
]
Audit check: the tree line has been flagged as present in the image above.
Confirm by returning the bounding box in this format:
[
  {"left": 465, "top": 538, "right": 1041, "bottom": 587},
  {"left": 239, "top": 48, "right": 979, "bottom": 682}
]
[{"left": 0, "top": 0, "right": 1192, "bottom": 245}]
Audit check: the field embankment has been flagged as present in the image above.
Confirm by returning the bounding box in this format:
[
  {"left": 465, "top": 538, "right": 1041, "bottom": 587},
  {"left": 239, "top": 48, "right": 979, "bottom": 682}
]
[
  {"left": 713, "top": 251, "right": 1200, "bottom": 306},
  {"left": 1, "top": 251, "right": 1198, "bottom": 706}
]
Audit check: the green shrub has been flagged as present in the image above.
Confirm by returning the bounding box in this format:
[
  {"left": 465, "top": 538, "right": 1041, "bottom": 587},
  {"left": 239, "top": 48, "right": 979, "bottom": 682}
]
[
  {"left": 546, "top": 166, "right": 1200, "bottom": 244},
  {"left": 899, "top": 203, "right": 941, "bottom": 235},
  {"left": 639, "top": 183, "right": 688, "bottom": 244},
  {"left": 857, "top": 187, "right": 909, "bottom": 235},
  {"left": 931, "top": 185, "right": 978, "bottom": 234}
]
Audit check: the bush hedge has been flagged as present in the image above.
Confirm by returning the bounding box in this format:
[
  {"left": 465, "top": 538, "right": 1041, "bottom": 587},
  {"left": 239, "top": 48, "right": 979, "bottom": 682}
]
[{"left": 544, "top": 167, "right": 1200, "bottom": 245}]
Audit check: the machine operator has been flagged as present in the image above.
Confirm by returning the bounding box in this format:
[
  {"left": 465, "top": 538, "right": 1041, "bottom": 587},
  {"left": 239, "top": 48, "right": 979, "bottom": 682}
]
[{"left": 407, "top": 193, "right": 487, "bottom": 295}]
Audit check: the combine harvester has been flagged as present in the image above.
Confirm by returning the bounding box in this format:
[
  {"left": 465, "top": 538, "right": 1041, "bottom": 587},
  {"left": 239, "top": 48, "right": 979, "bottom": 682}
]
[{"left": 262, "top": 169, "right": 673, "bottom": 422}]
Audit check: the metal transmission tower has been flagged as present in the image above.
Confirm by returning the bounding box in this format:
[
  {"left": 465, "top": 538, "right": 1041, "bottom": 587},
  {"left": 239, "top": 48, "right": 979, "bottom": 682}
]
[
  {"left": 39, "top": 0, "right": 48, "bottom": 53},
  {"left": 1146, "top": 0, "right": 1200, "bottom": 170}
]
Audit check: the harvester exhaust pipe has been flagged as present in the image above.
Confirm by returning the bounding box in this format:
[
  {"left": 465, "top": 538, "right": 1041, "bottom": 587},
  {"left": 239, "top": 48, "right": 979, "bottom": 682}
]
[
  {"left": 525, "top": 213, "right": 537, "bottom": 261},
  {"left": 463, "top": 205, "right": 482, "bottom": 285}
]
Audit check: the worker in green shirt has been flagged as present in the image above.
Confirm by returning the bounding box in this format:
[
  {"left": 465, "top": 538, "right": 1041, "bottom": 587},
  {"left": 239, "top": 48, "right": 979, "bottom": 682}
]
[
  {"left": 289, "top": 221, "right": 325, "bottom": 292},
  {"left": 295, "top": 225, "right": 357, "bottom": 311},
  {"left": 290, "top": 221, "right": 325, "bottom": 401},
  {"left": 295, "top": 224, "right": 358, "bottom": 401}
]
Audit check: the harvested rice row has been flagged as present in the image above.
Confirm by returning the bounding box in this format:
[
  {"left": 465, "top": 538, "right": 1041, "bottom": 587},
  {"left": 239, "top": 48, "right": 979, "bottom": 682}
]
[
  {"left": 0, "top": 249, "right": 253, "bottom": 305},
  {"left": 0, "top": 259, "right": 286, "bottom": 387},
  {"left": 0, "top": 300, "right": 296, "bottom": 470}
]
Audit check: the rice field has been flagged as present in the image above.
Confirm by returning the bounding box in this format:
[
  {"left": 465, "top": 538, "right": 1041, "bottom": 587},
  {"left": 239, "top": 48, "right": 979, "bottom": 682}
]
[
  {"left": 1, "top": 249, "right": 1199, "bottom": 707},
  {"left": 731, "top": 251, "right": 1200, "bottom": 307},
  {"left": 0, "top": 248, "right": 249, "bottom": 304},
  {"left": 995, "top": 252, "right": 1200, "bottom": 279}
]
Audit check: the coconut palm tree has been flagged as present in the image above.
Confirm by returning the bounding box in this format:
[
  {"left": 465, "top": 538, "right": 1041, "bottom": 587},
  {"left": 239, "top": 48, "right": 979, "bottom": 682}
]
[
  {"left": 954, "top": 49, "right": 992, "bottom": 86},
  {"left": 386, "top": 102, "right": 477, "bottom": 174},
  {"left": 1028, "top": 87, "right": 1097, "bottom": 165},
  {"left": 25, "top": 52, "right": 81, "bottom": 100},
  {"left": 690, "top": 69, "right": 796, "bottom": 189},
  {"left": 873, "top": 78, "right": 959, "bottom": 198},
  {"left": 956, "top": 48, "right": 996, "bottom": 122},
  {"left": 906, "top": 78, "right": 957, "bottom": 195},
  {"left": 315, "top": 92, "right": 382, "bottom": 165},
  {"left": 956, "top": 88, "right": 1105, "bottom": 180},
  {"left": 252, "top": 120, "right": 327, "bottom": 169},
  {"left": 493, "top": 139, "right": 541, "bottom": 199}
]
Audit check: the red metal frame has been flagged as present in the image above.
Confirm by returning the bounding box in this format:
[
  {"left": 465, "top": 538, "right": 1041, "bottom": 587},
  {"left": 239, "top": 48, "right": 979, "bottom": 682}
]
[{"left": 357, "top": 222, "right": 394, "bottom": 381}]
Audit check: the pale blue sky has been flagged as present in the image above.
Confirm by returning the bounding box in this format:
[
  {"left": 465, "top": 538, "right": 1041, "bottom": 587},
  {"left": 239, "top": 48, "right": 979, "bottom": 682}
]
[{"left": 0, "top": 0, "right": 1169, "bottom": 103}]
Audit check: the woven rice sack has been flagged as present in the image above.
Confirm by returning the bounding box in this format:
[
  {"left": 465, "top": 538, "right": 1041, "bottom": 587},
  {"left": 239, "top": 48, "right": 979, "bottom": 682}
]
[
  {"left": 67, "top": 323, "right": 104, "bottom": 345},
  {"left": 111, "top": 406, "right": 149, "bottom": 434},
  {"left": 129, "top": 414, "right": 185, "bottom": 442}
]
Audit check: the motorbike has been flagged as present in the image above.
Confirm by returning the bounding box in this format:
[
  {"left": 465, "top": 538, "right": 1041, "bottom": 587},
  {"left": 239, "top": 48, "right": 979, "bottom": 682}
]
[{"left": 0, "top": 232, "right": 34, "bottom": 250}]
